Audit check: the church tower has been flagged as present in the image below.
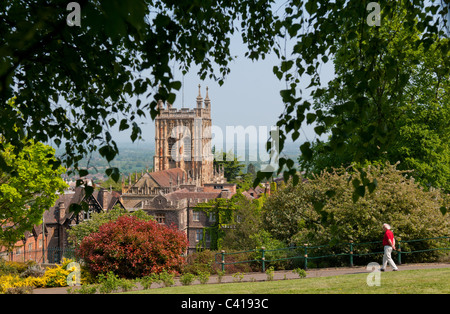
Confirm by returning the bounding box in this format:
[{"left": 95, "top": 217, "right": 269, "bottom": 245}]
[{"left": 153, "top": 85, "right": 214, "bottom": 185}]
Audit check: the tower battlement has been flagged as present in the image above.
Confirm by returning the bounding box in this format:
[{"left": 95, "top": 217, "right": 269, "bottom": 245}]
[{"left": 153, "top": 85, "right": 216, "bottom": 185}]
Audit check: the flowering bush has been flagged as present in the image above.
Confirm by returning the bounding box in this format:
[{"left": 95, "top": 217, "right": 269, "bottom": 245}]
[
  {"left": 0, "top": 258, "right": 85, "bottom": 293},
  {"left": 0, "top": 274, "right": 31, "bottom": 293},
  {"left": 77, "top": 215, "right": 189, "bottom": 278},
  {"left": 42, "top": 265, "right": 70, "bottom": 287}
]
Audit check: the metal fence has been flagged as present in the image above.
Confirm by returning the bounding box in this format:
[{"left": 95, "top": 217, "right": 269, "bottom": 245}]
[
  {"left": 216, "top": 236, "right": 450, "bottom": 272},
  {"left": 0, "top": 247, "right": 76, "bottom": 264}
]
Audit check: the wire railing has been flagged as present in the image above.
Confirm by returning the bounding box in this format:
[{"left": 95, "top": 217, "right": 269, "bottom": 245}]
[
  {"left": 216, "top": 236, "right": 450, "bottom": 272},
  {"left": 0, "top": 247, "right": 77, "bottom": 264}
]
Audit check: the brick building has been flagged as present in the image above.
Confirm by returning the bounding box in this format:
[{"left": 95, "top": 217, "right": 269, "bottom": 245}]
[
  {"left": 0, "top": 184, "right": 124, "bottom": 263},
  {"left": 1, "top": 86, "right": 237, "bottom": 260},
  {"left": 121, "top": 87, "right": 237, "bottom": 252}
]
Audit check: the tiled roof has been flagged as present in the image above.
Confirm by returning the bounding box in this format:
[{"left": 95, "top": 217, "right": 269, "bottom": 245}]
[
  {"left": 43, "top": 187, "right": 123, "bottom": 225},
  {"left": 149, "top": 168, "right": 186, "bottom": 187},
  {"left": 165, "top": 188, "right": 221, "bottom": 201}
]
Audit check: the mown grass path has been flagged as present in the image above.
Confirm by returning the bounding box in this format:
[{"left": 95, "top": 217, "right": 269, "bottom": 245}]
[{"left": 127, "top": 267, "right": 449, "bottom": 294}]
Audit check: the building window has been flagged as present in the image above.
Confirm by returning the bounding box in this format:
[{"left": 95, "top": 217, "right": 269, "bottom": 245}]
[
  {"left": 84, "top": 209, "right": 93, "bottom": 220},
  {"left": 214, "top": 185, "right": 223, "bottom": 190},
  {"left": 28, "top": 243, "right": 32, "bottom": 252},
  {"left": 193, "top": 211, "right": 200, "bottom": 222},
  {"left": 155, "top": 213, "right": 166, "bottom": 224},
  {"left": 209, "top": 212, "right": 216, "bottom": 223},
  {"left": 196, "top": 229, "right": 203, "bottom": 242}
]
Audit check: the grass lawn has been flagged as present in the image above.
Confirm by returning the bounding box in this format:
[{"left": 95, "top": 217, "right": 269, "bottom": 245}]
[{"left": 124, "top": 268, "right": 450, "bottom": 294}]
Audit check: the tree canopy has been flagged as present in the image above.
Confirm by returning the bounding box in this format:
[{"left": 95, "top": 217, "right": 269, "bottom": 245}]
[
  {"left": 262, "top": 163, "right": 449, "bottom": 263},
  {"left": 298, "top": 6, "right": 450, "bottom": 192},
  {"left": 0, "top": 141, "right": 67, "bottom": 246},
  {"left": 255, "top": 0, "right": 450, "bottom": 197},
  {"left": 1, "top": 0, "right": 449, "bottom": 205},
  {"left": 0, "top": 0, "right": 276, "bottom": 180}
]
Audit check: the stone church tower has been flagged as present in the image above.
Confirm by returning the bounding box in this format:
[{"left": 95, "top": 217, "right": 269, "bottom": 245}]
[{"left": 153, "top": 85, "right": 215, "bottom": 185}]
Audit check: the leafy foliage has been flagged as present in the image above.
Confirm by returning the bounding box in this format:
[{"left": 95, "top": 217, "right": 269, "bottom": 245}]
[
  {"left": 76, "top": 215, "right": 188, "bottom": 278},
  {"left": 213, "top": 149, "right": 246, "bottom": 182},
  {"left": 298, "top": 5, "right": 450, "bottom": 193},
  {"left": 194, "top": 191, "right": 268, "bottom": 250},
  {"left": 0, "top": 141, "right": 67, "bottom": 246},
  {"left": 262, "top": 163, "right": 449, "bottom": 263},
  {"left": 256, "top": 0, "right": 450, "bottom": 196},
  {"left": 0, "top": 0, "right": 277, "bottom": 179}
]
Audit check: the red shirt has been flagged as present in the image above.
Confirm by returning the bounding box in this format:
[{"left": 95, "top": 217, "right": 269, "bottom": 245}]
[{"left": 383, "top": 230, "right": 395, "bottom": 246}]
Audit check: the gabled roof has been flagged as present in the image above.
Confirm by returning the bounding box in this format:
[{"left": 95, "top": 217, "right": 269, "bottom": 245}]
[
  {"left": 43, "top": 187, "right": 124, "bottom": 225},
  {"left": 149, "top": 168, "right": 186, "bottom": 187},
  {"left": 127, "top": 168, "right": 186, "bottom": 191},
  {"left": 93, "top": 189, "right": 123, "bottom": 211}
]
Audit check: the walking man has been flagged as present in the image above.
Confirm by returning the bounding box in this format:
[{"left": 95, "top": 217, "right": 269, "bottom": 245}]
[{"left": 381, "top": 223, "right": 398, "bottom": 271}]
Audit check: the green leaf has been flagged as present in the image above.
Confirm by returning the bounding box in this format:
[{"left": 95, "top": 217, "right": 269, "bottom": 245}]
[
  {"left": 313, "top": 200, "right": 325, "bottom": 212},
  {"left": 440, "top": 206, "right": 447, "bottom": 216},
  {"left": 306, "top": 113, "right": 316, "bottom": 124},
  {"left": 352, "top": 191, "right": 360, "bottom": 203},
  {"left": 314, "top": 125, "right": 326, "bottom": 136},
  {"left": 171, "top": 81, "right": 182, "bottom": 91},
  {"left": 300, "top": 142, "right": 313, "bottom": 160},
  {"left": 280, "top": 60, "right": 294, "bottom": 72},
  {"left": 305, "top": 0, "right": 318, "bottom": 14},
  {"left": 368, "top": 179, "right": 378, "bottom": 193},
  {"left": 119, "top": 119, "right": 129, "bottom": 131},
  {"left": 99, "top": 145, "right": 116, "bottom": 163},
  {"left": 79, "top": 169, "right": 89, "bottom": 177},
  {"left": 352, "top": 178, "right": 361, "bottom": 189},
  {"left": 356, "top": 185, "right": 365, "bottom": 197},
  {"left": 325, "top": 189, "right": 336, "bottom": 198},
  {"left": 286, "top": 158, "right": 294, "bottom": 168},
  {"left": 106, "top": 167, "right": 121, "bottom": 183},
  {"left": 69, "top": 203, "right": 83, "bottom": 215}
]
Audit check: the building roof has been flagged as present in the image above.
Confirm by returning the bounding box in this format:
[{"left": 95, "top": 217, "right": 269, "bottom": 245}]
[
  {"left": 149, "top": 168, "right": 186, "bottom": 187},
  {"left": 43, "top": 186, "right": 123, "bottom": 225},
  {"left": 165, "top": 188, "right": 221, "bottom": 202},
  {"left": 94, "top": 189, "right": 122, "bottom": 211}
]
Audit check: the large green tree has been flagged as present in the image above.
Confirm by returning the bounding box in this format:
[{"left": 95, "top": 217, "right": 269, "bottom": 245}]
[
  {"left": 298, "top": 6, "right": 450, "bottom": 192},
  {"left": 0, "top": 141, "right": 67, "bottom": 246},
  {"left": 1, "top": 0, "right": 449, "bottom": 203},
  {"left": 256, "top": 0, "right": 450, "bottom": 197},
  {"left": 0, "top": 0, "right": 276, "bottom": 180},
  {"left": 213, "top": 149, "right": 245, "bottom": 182},
  {"left": 262, "top": 163, "right": 450, "bottom": 263}
]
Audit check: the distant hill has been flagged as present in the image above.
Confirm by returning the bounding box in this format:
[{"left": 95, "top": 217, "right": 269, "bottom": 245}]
[{"left": 56, "top": 140, "right": 301, "bottom": 178}]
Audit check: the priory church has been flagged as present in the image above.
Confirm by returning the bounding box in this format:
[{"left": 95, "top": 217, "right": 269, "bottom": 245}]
[{"left": 120, "top": 85, "right": 236, "bottom": 252}]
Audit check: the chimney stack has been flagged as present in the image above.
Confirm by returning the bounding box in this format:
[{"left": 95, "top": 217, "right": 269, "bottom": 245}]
[
  {"left": 99, "top": 188, "right": 108, "bottom": 210},
  {"left": 58, "top": 201, "right": 66, "bottom": 223}
]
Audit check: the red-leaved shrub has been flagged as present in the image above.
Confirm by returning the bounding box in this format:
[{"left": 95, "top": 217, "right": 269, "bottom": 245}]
[{"left": 76, "top": 215, "right": 188, "bottom": 278}]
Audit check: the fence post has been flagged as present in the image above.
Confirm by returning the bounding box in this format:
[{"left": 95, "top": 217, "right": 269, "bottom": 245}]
[
  {"left": 349, "top": 240, "right": 354, "bottom": 267},
  {"left": 261, "top": 247, "right": 266, "bottom": 273},
  {"left": 304, "top": 244, "right": 308, "bottom": 270},
  {"left": 221, "top": 250, "right": 225, "bottom": 272},
  {"left": 397, "top": 238, "right": 402, "bottom": 265}
]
